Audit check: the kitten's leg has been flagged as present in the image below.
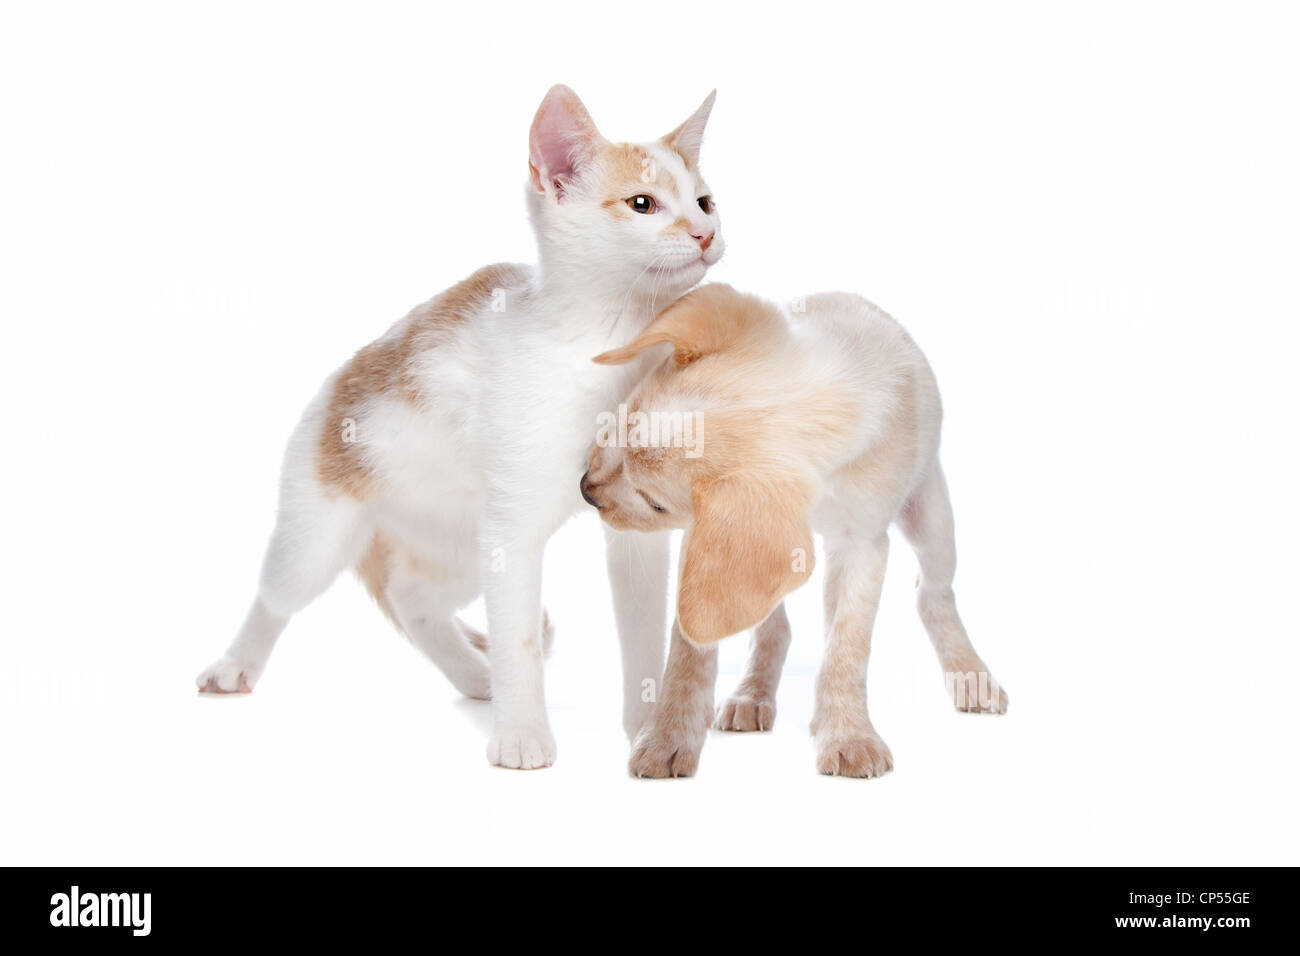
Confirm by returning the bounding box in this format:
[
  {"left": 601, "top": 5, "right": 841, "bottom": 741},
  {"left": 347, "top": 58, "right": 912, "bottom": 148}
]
[
  {"left": 898, "top": 465, "right": 1008, "bottom": 714},
  {"left": 459, "top": 611, "right": 554, "bottom": 659},
  {"left": 384, "top": 561, "right": 491, "bottom": 700},
  {"left": 197, "top": 491, "right": 370, "bottom": 694},
  {"left": 482, "top": 530, "right": 555, "bottom": 769},
  {"left": 196, "top": 599, "right": 287, "bottom": 694},
  {"left": 629, "top": 619, "right": 718, "bottom": 778},
  {"left": 603, "top": 526, "right": 671, "bottom": 740},
  {"left": 715, "top": 602, "right": 791, "bottom": 732},
  {"left": 812, "top": 533, "right": 893, "bottom": 777}
]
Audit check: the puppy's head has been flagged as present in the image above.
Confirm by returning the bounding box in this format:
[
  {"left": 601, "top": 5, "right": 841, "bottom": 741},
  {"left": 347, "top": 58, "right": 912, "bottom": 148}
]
[{"left": 583, "top": 284, "right": 816, "bottom": 645}]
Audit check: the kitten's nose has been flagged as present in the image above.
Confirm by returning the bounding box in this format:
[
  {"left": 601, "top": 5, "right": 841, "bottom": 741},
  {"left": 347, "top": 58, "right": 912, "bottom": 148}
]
[{"left": 693, "top": 231, "right": 714, "bottom": 252}]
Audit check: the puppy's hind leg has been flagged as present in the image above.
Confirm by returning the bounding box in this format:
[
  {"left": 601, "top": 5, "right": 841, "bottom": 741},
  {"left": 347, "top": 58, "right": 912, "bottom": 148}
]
[
  {"left": 715, "top": 602, "right": 791, "bottom": 732},
  {"left": 898, "top": 464, "right": 1008, "bottom": 714}
]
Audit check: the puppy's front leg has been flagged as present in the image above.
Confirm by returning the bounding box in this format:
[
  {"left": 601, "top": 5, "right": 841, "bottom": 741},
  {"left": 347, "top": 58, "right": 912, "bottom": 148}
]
[
  {"left": 482, "top": 526, "right": 555, "bottom": 769},
  {"left": 604, "top": 526, "right": 671, "bottom": 740},
  {"left": 629, "top": 619, "right": 718, "bottom": 778},
  {"left": 715, "top": 602, "right": 791, "bottom": 732},
  {"left": 812, "top": 533, "right": 893, "bottom": 778}
]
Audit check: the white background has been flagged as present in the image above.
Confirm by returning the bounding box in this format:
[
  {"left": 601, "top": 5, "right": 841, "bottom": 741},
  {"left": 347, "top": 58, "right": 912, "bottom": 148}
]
[{"left": 2, "top": 1, "right": 1297, "bottom": 866}]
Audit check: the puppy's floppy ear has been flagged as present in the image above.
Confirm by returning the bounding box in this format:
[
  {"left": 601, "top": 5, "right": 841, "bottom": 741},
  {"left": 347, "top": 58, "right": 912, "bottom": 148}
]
[
  {"left": 592, "top": 283, "right": 758, "bottom": 367},
  {"left": 661, "top": 90, "right": 716, "bottom": 169},
  {"left": 676, "top": 476, "right": 815, "bottom": 645}
]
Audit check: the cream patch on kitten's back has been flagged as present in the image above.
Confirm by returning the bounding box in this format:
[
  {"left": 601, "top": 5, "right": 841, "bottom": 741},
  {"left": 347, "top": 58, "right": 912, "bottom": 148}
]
[{"left": 315, "top": 262, "right": 532, "bottom": 499}]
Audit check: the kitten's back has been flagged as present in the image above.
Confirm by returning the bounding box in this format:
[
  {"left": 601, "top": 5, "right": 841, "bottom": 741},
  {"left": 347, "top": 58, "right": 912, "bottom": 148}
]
[{"left": 316, "top": 262, "right": 533, "bottom": 500}]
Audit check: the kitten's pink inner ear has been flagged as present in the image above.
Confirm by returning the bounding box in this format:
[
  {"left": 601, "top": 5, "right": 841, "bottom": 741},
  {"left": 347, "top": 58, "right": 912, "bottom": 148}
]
[{"left": 529, "top": 85, "right": 603, "bottom": 194}]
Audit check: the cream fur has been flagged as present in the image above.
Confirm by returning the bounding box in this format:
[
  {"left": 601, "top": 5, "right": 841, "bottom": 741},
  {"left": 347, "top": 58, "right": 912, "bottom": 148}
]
[{"left": 584, "top": 283, "right": 1007, "bottom": 777}]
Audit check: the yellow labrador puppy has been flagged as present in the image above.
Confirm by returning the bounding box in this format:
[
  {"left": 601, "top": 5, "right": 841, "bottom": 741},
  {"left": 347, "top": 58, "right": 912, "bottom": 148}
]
[{"left": 581, "top": 283, "right": 1007, "bottom": 778}]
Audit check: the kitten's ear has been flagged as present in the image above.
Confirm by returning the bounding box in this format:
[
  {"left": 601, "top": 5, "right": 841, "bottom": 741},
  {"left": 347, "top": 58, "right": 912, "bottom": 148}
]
[
  {"left": 529, "top": 85, "right": 605, "bottom": 196},
  {"left": 591, "top": 283, "right": 763, "bottom": 367},
  {"left": 677, "top": 476, "right": 814, "bottom": 645},
  {"left": 661, "top": 90, "right": 716, "bottom": 169}
]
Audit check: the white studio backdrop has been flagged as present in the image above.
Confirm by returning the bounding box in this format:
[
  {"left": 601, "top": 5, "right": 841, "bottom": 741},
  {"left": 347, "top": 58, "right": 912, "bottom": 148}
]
[{"left": 1, "top": 1, "right": 1297, "bottom": 865}]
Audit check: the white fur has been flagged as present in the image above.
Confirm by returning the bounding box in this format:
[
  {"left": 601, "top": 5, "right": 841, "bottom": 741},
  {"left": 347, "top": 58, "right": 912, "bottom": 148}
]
[{"left": 196, "top": 88, "right": 725, "bottom": 769}]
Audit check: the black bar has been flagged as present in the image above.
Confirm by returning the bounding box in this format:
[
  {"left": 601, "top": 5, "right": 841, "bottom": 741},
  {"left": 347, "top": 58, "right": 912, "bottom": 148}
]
[{"left": 4, "top": 867, "right": 1287, "bottom": 944}]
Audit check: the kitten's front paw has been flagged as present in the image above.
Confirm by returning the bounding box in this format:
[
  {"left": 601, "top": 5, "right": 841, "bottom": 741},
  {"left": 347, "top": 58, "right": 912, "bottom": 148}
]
[
  {"left": 714, "top": 693, "right": 776, "bottom": 732},
  {"left": 196, "top": 656, "right": 260, "bottom": 695},
  {"left": 815, "top": 729, "right": 893, "bottom": 778},
  {"left": 487, "top": 721, "right": 556, "bottom": 770},
  {"left": 628, "top": 723, "right": 706, "bottom": 778}
]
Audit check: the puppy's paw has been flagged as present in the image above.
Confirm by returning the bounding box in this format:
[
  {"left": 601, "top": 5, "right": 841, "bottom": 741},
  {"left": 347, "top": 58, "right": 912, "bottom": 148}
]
[
  {"left": 945, "top": 669, "right": 1009, "bottom": 714},
  {"left": 957, "top": 683, "right": 1008, "bottom": 715},
  {"left": 714, "top": 693, "right": 776, "bottom": 732},
  {"left": 487, "top": 721, "right": 556, "bottom": 770},
  {"left": 628, "top": 724, "right": 705, "bottom": 779},
  {"left": 196, "top": 656, "right": 260, "bottom": 695},
  {"left": 815, "top": 730, "right": 893, "bottom": 778}
]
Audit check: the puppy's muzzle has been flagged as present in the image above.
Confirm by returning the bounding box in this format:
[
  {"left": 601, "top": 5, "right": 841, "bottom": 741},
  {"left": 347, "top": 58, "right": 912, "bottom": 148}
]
[{"left": 579, "top": 470, "right": 602, "bottom": 509}]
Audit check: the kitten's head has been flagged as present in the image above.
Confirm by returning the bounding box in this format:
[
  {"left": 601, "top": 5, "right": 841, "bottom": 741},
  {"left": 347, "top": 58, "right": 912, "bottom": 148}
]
[{"left": 526, "top": 85, "right": 724, "bottom": 302}]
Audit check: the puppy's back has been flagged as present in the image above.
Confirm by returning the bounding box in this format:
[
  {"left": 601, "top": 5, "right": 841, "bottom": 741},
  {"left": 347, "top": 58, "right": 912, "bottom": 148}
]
[{"left": 795, "top": 291, "right": 944, "bottom": 477}]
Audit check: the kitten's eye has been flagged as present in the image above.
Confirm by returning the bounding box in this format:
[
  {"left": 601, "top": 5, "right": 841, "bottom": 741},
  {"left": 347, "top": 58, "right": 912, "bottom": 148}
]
[
  {"left": 627, "top": 195, "right": 657, "bottom": 214},
  {"left": 697, "top": 196, "right": 714, "bottom": 214}
]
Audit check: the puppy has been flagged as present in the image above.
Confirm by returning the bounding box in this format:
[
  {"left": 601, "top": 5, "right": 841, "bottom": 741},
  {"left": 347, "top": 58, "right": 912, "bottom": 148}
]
[{"left": 581, "top": 283, "right": 1007, "bottom": 777}]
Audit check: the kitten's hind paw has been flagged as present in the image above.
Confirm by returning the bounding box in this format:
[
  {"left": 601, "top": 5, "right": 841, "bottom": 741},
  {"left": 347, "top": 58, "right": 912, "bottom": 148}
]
[{"left": 196, "top": 656, "right": 259, "bottom": 695}]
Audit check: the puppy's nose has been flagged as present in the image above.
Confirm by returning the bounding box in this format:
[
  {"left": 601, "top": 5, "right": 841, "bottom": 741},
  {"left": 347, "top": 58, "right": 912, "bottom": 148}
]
[
  {"left": 693, "top": 231, "right": 714, "bottom": 252},
  {"left": 580, "top": 471, "right": 601, "bottom": 509}
]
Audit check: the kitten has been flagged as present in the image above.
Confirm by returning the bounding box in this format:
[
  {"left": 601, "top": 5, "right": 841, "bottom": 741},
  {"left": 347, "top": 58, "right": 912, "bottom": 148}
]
[{"left": 196, "top": 85, "right": 725, "bottom": 769}]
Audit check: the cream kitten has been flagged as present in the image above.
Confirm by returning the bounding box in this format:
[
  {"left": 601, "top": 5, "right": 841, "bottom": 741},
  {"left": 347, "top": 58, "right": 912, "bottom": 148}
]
[{"left": 196, "top": 86, "right": 725, "bottom": 769}]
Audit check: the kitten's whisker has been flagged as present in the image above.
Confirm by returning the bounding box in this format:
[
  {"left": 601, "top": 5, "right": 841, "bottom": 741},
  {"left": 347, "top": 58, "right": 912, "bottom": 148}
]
[
  {"left": 649, "top": 251, "right": 674, "bottom": 314},
  {"left": 610, "top": 256, "right": 661, "bottom": 333}
]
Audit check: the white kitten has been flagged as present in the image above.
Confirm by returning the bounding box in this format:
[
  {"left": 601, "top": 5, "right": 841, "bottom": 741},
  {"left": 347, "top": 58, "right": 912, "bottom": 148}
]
[{"left": 196, "top": 85, "right": 725, "bottom": 769}]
